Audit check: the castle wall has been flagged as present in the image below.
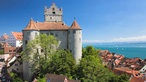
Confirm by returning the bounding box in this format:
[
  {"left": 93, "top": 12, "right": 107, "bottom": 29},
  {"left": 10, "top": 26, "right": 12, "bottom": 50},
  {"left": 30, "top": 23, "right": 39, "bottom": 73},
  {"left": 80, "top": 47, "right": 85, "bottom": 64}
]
[
  {"left": 23, "top": 30, "right": 39, "bottom": 49},
  {"left": 22, "top": 30, "right": 39, "bottom": 81},
  {"left": 69, "top": 30, "right": 82, "bottom": 63},
  {"left": 44, "top": 15, "right": 62, "bottom": 22},
  {"left": 44, "top": 3, "right": 62, "bottom": 22},
  {"left": 40, "top": 30, "right": 68, "bottom": 49}
]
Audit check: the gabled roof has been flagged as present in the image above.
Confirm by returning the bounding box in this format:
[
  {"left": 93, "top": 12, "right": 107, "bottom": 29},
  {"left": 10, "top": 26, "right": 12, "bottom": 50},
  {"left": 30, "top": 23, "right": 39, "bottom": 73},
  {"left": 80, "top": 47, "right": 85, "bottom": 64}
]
[
  {"left": 46, "top": 74, "right": 80, "bottom": 82},
  {"left": 68, "top": 80, "right": 81, "bottom": 82},
  {"left": 70, "top": 20, "right": 81, "bottom": 29},
  {"left": 24, "top": 19, "right": 39, "bottom": 30},
  {"left": 11, "top": 32, "right": 22, "bottom": 40},
  {"left": 46, "top": 74, "right": 66, "bottom": 82}
]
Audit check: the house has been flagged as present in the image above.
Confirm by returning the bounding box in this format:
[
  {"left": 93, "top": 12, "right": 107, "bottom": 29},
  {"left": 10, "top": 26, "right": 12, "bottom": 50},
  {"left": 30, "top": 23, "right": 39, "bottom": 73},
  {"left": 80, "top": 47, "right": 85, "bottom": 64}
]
[
  {"left": 7, "top": 32, "right": 22, "bottom": 47},
  {"left": 140, "top": 65, "right": 146, "bottom": 73},
  {"left": 0, "top": 33, "right": 8, "bottom": 43},
  {"left": 7, "top": 55, "right": 23, "bottom": 77},
  {"left": 130, "top": 70, "right": 146, "bottom": 82},
  {"left": 46, "top": 74, "right": 80, "bottom": 82},
  {"left": 3, "top": 43, "right": 17, "bottom": 54}
]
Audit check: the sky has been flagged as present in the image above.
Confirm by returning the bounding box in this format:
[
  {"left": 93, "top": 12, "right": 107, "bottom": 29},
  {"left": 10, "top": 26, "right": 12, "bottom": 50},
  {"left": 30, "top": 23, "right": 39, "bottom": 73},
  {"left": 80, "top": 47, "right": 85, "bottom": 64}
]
[{"left": 0, "top": 0, "right": 146, "bottom": 43}]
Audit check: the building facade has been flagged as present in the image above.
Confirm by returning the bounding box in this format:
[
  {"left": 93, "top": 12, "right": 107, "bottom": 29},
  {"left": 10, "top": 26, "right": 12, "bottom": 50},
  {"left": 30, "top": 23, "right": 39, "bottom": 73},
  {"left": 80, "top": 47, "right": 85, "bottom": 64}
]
[
  {"left": 0, "top": 34, "right": 8, "bottom": 43},
  {"left": 7, "top": 32, "right": 22, "bottom": 47},
  {"left": 22, "top": 3, "right": 82, "bottom": 81}
]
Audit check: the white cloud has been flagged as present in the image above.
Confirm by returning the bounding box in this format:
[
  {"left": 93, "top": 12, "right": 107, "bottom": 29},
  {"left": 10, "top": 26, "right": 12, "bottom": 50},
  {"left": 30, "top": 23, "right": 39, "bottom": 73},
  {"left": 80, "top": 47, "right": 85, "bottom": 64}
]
[
  {"left": 82, "top": 40, "right": 105, "bottom": 43},
  {"left": 83, "top": 35, "right": 146, "bottom": 43},
  {"left": 111, "top": 35, "right": 146, "bottom": 42}
]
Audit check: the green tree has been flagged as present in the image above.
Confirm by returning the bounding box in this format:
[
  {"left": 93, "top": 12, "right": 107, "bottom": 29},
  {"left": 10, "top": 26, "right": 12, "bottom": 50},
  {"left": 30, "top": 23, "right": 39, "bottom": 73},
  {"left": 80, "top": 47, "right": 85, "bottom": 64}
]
[
  {"left": 78, "top": 46, "right": 129, "bottom": 82},
  {"left": 0, "top": 50, "right": 4, "bottom": 54},
  {"left": 47, "top": 50, "right": 76, "bottom": 79},
  {"left": 108, "top": 74, "right": 129, "bottom": 82},
  {"left": 118, "top": 74, "right": 129, "bottom": 82},
  {"left": 76, "top": 55, "right": 112, "bottom": 82},
  {"left": 10, "top": 72, "right": 23, "bottom": 82},
  {"left": 82, "top": 46, "right": 99, "bottom": 58},
  {"left": 22, "top": 34, "right": 58, "bottom": 78}
]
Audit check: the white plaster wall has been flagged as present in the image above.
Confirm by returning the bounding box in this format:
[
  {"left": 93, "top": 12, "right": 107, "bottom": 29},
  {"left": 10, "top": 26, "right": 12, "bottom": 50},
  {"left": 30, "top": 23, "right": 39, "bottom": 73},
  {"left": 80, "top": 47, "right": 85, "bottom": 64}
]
[
  {"left": 23, "top": 30, "right": 39, "bottom": 49},
  {"left": 22, "top": 30, "right": 39, "bottom": 81},
  {"left": 40, "top": 30, "right": 68, "bottom": 49},
  {"left": 16, "top": 40, "right": 22, "bottom": 47},
  {"left": 69, "top": 30, "right": 82, "bottom": 63}
]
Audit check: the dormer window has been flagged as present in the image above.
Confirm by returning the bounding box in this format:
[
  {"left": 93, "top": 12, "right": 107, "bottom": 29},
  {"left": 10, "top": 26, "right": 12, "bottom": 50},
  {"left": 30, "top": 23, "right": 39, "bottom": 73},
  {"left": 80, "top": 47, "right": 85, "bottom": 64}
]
[{"left": 52, "top": 12, "right": 55, "bottom": 14}]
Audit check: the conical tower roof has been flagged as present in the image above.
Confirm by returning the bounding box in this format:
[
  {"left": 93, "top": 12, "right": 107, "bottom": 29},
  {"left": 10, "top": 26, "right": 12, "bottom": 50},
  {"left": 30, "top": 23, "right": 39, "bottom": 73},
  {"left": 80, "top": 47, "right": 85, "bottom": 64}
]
[
  {"left": 70, "top": 20, "right": 81, "bottom": 29},
  {"left": 24, "top": 19, "right": 39, "bottom": 30}
]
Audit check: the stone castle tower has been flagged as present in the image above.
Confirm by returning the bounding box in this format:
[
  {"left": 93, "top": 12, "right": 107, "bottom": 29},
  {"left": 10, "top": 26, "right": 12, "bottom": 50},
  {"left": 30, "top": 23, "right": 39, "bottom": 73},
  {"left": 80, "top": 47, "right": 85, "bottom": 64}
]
[
  {"left": 22, "top": 3, "right": 82, "bottom": 81},
  {"left": 44, "top": 3, "right": 63, "bottom": 22}
]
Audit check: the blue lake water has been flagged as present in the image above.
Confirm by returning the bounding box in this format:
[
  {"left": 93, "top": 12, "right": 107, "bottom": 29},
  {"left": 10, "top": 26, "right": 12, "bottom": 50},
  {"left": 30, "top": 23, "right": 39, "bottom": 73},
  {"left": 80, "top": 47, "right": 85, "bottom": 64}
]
[{"left": 83, "top": 42, "right": 146, "bottom": 59}]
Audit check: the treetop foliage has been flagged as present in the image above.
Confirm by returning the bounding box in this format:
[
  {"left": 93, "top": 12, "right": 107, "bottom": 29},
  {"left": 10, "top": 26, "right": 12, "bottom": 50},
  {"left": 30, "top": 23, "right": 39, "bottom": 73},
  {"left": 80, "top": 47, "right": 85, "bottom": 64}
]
[{"left": 21, "top": 34, "right": 129, "bottom": 82}]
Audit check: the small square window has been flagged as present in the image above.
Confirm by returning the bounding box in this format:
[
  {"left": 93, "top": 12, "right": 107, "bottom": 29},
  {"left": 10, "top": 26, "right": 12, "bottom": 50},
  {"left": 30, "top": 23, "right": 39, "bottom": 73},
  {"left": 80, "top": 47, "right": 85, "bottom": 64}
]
[
  {"left": 50, "top": 33, "right": 54, "bottom": 35},
  {"left": 15, "top": 64, "right": 18, "bottom": 66},
  {"left": 73, "top": 30, "right": 76, "bottom": 34}
]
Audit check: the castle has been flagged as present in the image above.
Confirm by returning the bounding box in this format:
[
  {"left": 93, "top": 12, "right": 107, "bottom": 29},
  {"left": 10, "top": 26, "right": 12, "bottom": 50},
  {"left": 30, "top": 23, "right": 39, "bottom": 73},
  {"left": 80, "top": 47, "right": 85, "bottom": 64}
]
[{"left": 22, "top": 3, "right": 82, "bottom": 81}]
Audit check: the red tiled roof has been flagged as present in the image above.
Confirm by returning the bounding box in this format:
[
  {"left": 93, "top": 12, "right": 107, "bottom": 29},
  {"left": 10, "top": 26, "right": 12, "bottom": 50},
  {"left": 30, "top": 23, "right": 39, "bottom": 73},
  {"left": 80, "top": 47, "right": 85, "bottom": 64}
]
[
  {"left": 70, "top": 20, "right": 81, "bottom": 29},
  {"left": 11, "top": 32, "right": 22, "bottom": 40},
  {"left": 24, "top": 19, "right": 69, "bottom": 30},
  {"left": 46, "top": 74, "right": 66, "bottom": 82},
  {"left": 130, "top": 70, "right": 146, "bottom": 82},
  {"left": 24, "top": 19, "right": 39, "bottom": 30},
  {"left": 46, "top": 74, "right": 80, "bottom": 82},
  {"left": 68, "top": 80, "right": 80, "bottom": 82},
  {"left": 36, "top": 22, "right": 69, "bottom": 30},
  {"left": 130, "top": 76, "right": 145, "bottom": 82},
  {"left": 115, "top": 59, "right": 121, "bottom": 65},
  {"left": 113, "top": 67, "right": 137, "bottom": 76},
  {"left": 3, "top": 34, "right": 8, "bottom": 40}
]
